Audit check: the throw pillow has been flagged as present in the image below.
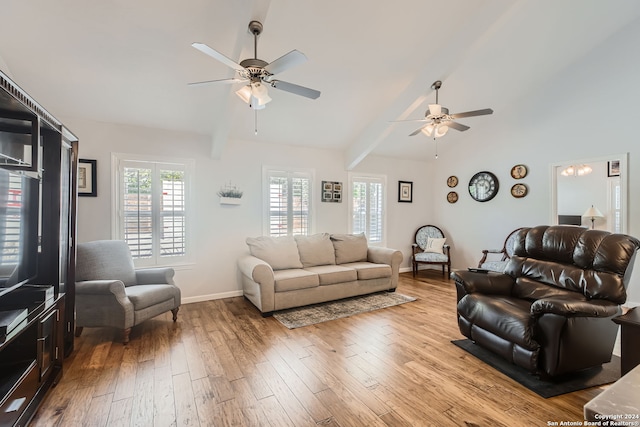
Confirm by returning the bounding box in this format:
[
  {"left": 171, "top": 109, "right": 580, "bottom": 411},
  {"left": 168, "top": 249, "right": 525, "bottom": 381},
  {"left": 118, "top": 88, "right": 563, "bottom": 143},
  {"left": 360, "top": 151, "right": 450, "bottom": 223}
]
[
  {"left": 295, "top": 233, "right": 336, "bottom": 267},
  {"left": 424, "top": 237, "right": 446, "bottom": 254},
  {"left": 246, "top": 236, "right": 303, "bottom": 270},
  {"left": 331, "top": 233, "right": 368, "bottom": 264}
]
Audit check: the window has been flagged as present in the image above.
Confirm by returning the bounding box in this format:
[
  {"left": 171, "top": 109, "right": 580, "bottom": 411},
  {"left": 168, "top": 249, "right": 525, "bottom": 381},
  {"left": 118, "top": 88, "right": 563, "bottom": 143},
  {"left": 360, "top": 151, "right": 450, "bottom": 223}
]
[
  {"left": 349, "top": 174, "right": 385, "bottom": 244},
  {"left": 113, "top": 154, "right": 193, "bottom": 266},
  {"left": 263, "top": 167, "right": 313, "bottom": 236},
  {"left": 609, "top": 177, "right": 622, "bottom": 233}
]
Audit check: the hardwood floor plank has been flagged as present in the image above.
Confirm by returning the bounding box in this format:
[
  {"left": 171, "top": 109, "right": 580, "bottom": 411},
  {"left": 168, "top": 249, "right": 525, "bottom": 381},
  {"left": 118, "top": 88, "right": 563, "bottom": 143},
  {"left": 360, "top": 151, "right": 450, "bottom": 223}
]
[
  {"left": 31, "top": 271, "right": 603, "bottom": 426},
  {"left": 173, "top": 371, "right": 200, "bottom": 426}
]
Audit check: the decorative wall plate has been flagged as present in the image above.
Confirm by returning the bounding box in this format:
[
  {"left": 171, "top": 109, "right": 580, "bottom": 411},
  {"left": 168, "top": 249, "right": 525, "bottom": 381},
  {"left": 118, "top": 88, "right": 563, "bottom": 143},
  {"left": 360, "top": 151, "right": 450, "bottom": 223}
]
[
  {"left": 447, "top": 191, "right": 458, "bottom": 203},
  {"left": 511, "top": 183, "right": 528, "bottom": 198},
  {"left": 510, "top": 164, "right": 528, "bottom": 179},
  {"left": 447, "top": 176, "right": 458, "bottom": 188},
  {"left": 468, "top": 171, "right": 499, "bottom": 202}
]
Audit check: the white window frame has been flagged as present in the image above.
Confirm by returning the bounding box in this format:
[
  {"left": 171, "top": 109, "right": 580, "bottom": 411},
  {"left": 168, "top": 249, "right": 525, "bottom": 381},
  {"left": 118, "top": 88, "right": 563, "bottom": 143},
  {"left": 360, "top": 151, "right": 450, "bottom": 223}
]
[
  {"left": 262, "top": 166, "right": 315, "bottom": 236},
  {"left": 112, "top": 153, "right": 194, "bottom": 267},
  {"left": 348, "top": 172, "right": 386, "bottom": 246}
]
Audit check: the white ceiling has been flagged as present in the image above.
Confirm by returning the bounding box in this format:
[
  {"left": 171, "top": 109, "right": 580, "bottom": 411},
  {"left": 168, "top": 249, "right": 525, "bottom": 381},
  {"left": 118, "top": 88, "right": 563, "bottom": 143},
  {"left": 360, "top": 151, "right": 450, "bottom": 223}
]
[{"left": 2, "top": 0, "right": 640, "bottom": 167}]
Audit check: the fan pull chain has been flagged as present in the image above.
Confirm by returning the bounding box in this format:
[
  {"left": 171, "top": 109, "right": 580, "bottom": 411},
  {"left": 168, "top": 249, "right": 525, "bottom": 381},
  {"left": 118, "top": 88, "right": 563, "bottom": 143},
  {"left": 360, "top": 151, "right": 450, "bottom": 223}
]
[
  {"left": 435, "top": 138, "right": 438, "bottom": 159},
  {"left": 254, "top": 109, "right": 258, "bottom": 135}
]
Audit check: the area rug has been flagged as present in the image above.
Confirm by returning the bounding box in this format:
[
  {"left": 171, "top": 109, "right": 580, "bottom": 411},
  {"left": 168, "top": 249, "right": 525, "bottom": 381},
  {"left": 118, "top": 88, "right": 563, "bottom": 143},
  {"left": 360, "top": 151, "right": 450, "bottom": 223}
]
[
  {"left": 273, "top": 292, "right": 416, "bottom": 329},
  {"left": 452, "top": 339, "right": 620, "bottom": 398}
]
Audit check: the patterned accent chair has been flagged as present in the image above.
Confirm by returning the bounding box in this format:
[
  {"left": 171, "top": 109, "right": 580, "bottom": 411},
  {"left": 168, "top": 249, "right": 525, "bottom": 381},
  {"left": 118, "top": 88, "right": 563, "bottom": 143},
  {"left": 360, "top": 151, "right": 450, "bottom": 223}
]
[
  {"left": 412, "top": 225, "right": 451, "bottom": 276},
  {"left": 477, "top": 228, "right": 525, "bottom": 272},
  {"left": 74, "top": 240, "right": 181, "bottom": 344}
]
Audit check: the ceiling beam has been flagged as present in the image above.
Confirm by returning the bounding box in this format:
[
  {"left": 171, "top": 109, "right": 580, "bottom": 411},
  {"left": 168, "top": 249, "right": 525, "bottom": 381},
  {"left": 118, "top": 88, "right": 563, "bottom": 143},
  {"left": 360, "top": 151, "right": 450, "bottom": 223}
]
[{"left": 344, "top": 0, "right": 517, "bottom": 170}]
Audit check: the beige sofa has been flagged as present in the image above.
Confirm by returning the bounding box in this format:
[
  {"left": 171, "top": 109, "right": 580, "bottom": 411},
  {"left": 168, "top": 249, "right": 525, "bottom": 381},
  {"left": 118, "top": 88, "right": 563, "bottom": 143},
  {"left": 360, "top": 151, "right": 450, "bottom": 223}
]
[{"left": 238, "top": 233, "right": 403, "bottom": 316}]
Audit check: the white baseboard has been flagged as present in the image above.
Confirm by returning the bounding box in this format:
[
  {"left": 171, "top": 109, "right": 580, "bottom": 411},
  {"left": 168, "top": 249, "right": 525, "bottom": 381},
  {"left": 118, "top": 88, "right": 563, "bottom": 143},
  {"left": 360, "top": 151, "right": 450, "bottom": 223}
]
[{"left": 182, "top": 290, "right": 244, "bottom": 304}]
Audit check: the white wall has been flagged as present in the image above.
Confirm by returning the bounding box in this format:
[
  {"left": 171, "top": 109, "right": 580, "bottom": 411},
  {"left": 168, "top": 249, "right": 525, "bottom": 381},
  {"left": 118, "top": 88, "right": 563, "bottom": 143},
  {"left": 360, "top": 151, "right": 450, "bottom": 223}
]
[{"left": 66, "top": 118, "right": 433, "bottom": 303}]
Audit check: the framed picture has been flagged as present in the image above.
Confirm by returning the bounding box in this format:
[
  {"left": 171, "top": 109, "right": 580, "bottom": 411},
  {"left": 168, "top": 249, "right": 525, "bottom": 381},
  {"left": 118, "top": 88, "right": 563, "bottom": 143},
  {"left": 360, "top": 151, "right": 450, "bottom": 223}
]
[
  {"left": 607, "top": 160, "right": 620, "bottom": 177},
  {"left": 321, "top": 181, "right": 342, "bottom": 203},
  {"left": 398, "top": 180, "right": 413, "bottom": 203},
  {"left": 78, "top": 159, "right": 97, "bottom": 197}
]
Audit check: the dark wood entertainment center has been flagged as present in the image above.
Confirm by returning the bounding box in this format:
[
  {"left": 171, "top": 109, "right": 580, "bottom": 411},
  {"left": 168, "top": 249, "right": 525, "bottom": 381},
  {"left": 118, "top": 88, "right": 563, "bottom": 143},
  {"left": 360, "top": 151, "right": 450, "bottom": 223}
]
[{"left": 0, "top": 70, "right": 78, "bottom": 426}]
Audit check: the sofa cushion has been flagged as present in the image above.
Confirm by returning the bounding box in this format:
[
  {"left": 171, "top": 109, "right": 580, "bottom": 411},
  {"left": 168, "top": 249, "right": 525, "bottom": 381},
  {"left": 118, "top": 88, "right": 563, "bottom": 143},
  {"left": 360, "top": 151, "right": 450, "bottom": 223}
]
[
  {"left": 458, "top": 294, "right": 538, "bottom": 350},
  {"left": 340, "top": 262, "right": 391, "bottom": 280},
  {"left": 331, "top": 233, "right": 368, "bottom": 264},
  {"left": 246, "top": 236, "right": 303, "bottom": 270},
  {"left": 273, "top": 269, "right": 319, "bottom": 292},
  {"left": 295, "top": 233, "right": 336, "bottom": 267},
  {"left": 304, "top": 265, "right": 357, "bottom": 285}
]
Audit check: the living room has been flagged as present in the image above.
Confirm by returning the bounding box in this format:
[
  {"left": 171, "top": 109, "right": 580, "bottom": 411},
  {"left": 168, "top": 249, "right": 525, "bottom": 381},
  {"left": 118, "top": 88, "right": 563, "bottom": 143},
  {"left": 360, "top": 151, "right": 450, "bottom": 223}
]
[{"left": 2, "top": 0, "right": 640, "bottom": 425}]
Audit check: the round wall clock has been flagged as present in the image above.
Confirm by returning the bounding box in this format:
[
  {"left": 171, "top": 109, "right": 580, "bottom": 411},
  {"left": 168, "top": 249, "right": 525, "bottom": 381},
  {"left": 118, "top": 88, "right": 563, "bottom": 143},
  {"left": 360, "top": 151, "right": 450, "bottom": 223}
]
[
  {"left": 510, "top": 164, "right": 528, "bottom": 179},
  {"left": 447, "top": 176, "right": 458, "bottom": 188},
  {"left": 511, "top": 183, "right": 528, "bottom": 198},
  {"left": 468, "top": 171, "right": 499, "bottom": 202},
  {"left": 447, "top": 191, "right": 458, "bottom": 203}
]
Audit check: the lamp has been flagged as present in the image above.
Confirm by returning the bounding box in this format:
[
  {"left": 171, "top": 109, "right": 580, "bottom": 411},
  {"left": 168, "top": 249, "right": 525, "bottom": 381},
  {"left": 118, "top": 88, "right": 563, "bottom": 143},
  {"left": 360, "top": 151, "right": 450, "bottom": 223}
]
[
  {"left": 583, "top": 205, "right": 604, "bottom": 229},
  {"left": 561, "top": 164, "right": 592, "bottom": 177},
  {"left": 235, "top": 82, "right": 272, "bottom": 110}
]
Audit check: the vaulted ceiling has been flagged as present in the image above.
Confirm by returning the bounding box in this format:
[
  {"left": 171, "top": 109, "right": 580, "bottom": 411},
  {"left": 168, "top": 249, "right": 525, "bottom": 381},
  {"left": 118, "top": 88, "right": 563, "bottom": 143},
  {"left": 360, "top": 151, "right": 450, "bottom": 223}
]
[{"left": 2, "top": 0, "right": 639, "bottom": 168}]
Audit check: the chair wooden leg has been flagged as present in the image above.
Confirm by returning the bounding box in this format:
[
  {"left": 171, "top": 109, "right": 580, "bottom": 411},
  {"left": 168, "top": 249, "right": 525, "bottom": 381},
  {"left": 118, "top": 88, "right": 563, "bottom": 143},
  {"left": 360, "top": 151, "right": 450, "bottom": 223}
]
[
  {"left": 122, "top": 328, "right": 131, "bottom": 345},
  {"left": 171, "top": 307, "right": 179, "bottom": 322},
  {"left": 74, "top": 326, "right": 83, "bottom": 337}
]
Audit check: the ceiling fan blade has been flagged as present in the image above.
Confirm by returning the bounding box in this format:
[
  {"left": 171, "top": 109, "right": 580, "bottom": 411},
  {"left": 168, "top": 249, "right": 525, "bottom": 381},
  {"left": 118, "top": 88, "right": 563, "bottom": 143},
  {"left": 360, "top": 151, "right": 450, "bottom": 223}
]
[
  {"left": 188, "top": 78, "right": 247, "bottom": 86},
  {"left": 270, "top": 80, "right": 321, "bottom": 99},
  {"left": 449, "top": 108, "right": 494, "bottom": 119},
  {"left": 264, "top": 50, "right": 308, "bottom": 75},
  {"left": 192, "top": 42, "right": 244, "bottom": 71},
  {"left": 409, "top": 126, "right": 426, "bottom": 136},
  {"left": 446, "top": 121, "right": 470, "bottom": 132}
]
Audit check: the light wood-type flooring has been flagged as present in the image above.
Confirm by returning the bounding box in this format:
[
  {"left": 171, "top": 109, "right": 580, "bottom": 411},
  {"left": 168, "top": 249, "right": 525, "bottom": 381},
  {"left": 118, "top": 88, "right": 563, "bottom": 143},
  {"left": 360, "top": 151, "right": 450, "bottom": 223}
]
[{"left": 30, "top": 271, "right": 604, "bottom": 426}]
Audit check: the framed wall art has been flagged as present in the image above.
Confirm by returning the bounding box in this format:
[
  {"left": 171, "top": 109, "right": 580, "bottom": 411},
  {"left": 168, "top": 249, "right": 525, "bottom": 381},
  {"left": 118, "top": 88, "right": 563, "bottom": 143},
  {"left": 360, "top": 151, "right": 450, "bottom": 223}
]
[
  {"left": 398, "top": 180, "right": 413, "bottom": 203},
  {"left": 608, "top": 160, "right": 620, "bottom": 177},
  {"left": 78, "top": 159, "right": 97, "bottom": 197},
  {"left": 321, "top": 181, "right": 342, "bottom": 202}
]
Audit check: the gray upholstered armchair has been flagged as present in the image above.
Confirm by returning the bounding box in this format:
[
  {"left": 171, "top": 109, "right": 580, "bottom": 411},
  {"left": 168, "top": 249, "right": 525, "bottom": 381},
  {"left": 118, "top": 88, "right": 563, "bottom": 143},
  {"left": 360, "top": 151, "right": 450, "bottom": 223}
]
[
  {"left": 412, "top": 225, "right": 451, "bottom": 276},
  {"left": 75, "top": 240, "right": 181, "bottom": 344}
]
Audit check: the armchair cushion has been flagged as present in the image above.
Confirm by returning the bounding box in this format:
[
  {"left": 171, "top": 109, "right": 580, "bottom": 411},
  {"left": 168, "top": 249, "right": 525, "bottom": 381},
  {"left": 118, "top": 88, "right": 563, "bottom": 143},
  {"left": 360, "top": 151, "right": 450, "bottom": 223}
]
[
  {"left": 414, "top": 252, "right": 448, "bottom": 263},
  {"left": 76, "top": 240, "right": 136, "bottom": 286},
  {"left": 125, "top": 284, "right": 181, "bottom": 310}
]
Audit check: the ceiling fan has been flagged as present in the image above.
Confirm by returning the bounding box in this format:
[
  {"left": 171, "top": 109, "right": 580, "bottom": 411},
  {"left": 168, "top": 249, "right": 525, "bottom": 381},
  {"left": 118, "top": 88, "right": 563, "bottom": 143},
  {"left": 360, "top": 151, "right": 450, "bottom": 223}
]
[
  {"left": 190, "top": 20, "right": 320, "bottom": 110},
  {"left": 407, "top": 80, "right": 493, "bottom": 138}
]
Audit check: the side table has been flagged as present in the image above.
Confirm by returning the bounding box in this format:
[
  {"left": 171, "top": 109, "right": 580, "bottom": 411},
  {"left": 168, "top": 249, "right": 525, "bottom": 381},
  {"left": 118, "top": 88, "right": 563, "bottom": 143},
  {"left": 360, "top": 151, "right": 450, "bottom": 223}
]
[{"left": 613, "top": 306, "right": 640, "bottom": 376}]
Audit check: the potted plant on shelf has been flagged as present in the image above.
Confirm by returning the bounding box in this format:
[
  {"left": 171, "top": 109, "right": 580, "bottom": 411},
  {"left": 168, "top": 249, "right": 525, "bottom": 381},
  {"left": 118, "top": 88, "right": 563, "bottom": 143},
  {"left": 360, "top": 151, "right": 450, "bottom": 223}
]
[{"left": 218, "top": 183, "right": 243, "bottom": 205}]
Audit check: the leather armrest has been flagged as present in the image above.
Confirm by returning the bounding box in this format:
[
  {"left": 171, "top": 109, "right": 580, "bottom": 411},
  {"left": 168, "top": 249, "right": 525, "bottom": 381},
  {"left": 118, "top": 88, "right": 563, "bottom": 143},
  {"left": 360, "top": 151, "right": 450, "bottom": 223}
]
[
  {"left": 136, "top": 267, "right": 175, "bottom": 285},
  {"left": 531, "top": 297, "right": 621, "bottom": 318},
  {"left": 451, "top": 270, "right": 514, "bottom": 302}
]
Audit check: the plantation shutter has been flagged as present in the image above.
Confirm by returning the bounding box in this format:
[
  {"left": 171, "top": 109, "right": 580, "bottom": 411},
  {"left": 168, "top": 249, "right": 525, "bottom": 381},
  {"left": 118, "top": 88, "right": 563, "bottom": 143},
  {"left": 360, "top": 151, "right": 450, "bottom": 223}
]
[
  {"left": 351, "top": 176, "right": 384, "bottom": 244},
  {"left": 267, "top": 170, "right": 311, "bottom": 236}
]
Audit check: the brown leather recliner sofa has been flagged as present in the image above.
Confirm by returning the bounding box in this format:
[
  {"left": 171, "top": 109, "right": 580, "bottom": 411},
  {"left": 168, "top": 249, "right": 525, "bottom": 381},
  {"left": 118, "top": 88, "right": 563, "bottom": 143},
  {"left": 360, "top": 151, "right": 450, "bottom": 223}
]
[{"left": 451, "top": 225, "right": 640, "bottom": 377}]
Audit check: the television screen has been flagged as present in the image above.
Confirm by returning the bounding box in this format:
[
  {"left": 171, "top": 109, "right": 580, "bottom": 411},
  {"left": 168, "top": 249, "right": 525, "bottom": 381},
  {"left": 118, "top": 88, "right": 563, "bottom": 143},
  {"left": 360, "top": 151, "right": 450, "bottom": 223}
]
[
  {"left": 558, "top": 215, "right": 582, "bottom": 226},
  {"left": 0, "top": 168, "right": 39, "bottom": 295}
]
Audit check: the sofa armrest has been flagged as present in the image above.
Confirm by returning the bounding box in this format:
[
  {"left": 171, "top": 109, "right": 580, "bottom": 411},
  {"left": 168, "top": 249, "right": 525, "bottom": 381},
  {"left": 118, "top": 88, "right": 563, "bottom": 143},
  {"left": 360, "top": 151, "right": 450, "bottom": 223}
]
[
  {"left": 136, "top": 267, "right": 175, "bottom": 285},
  {"left": 237, "top": 255, "right": 275, "bottom": 285},
  {"left": 367, "top": 246, "right": 403, "bottom": 267},
  {"left": 450, "top": 270, "right": 514, "bottom": 302},
  {"left": 531, "top": 297, "right": 621, "bottom": 318}
]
